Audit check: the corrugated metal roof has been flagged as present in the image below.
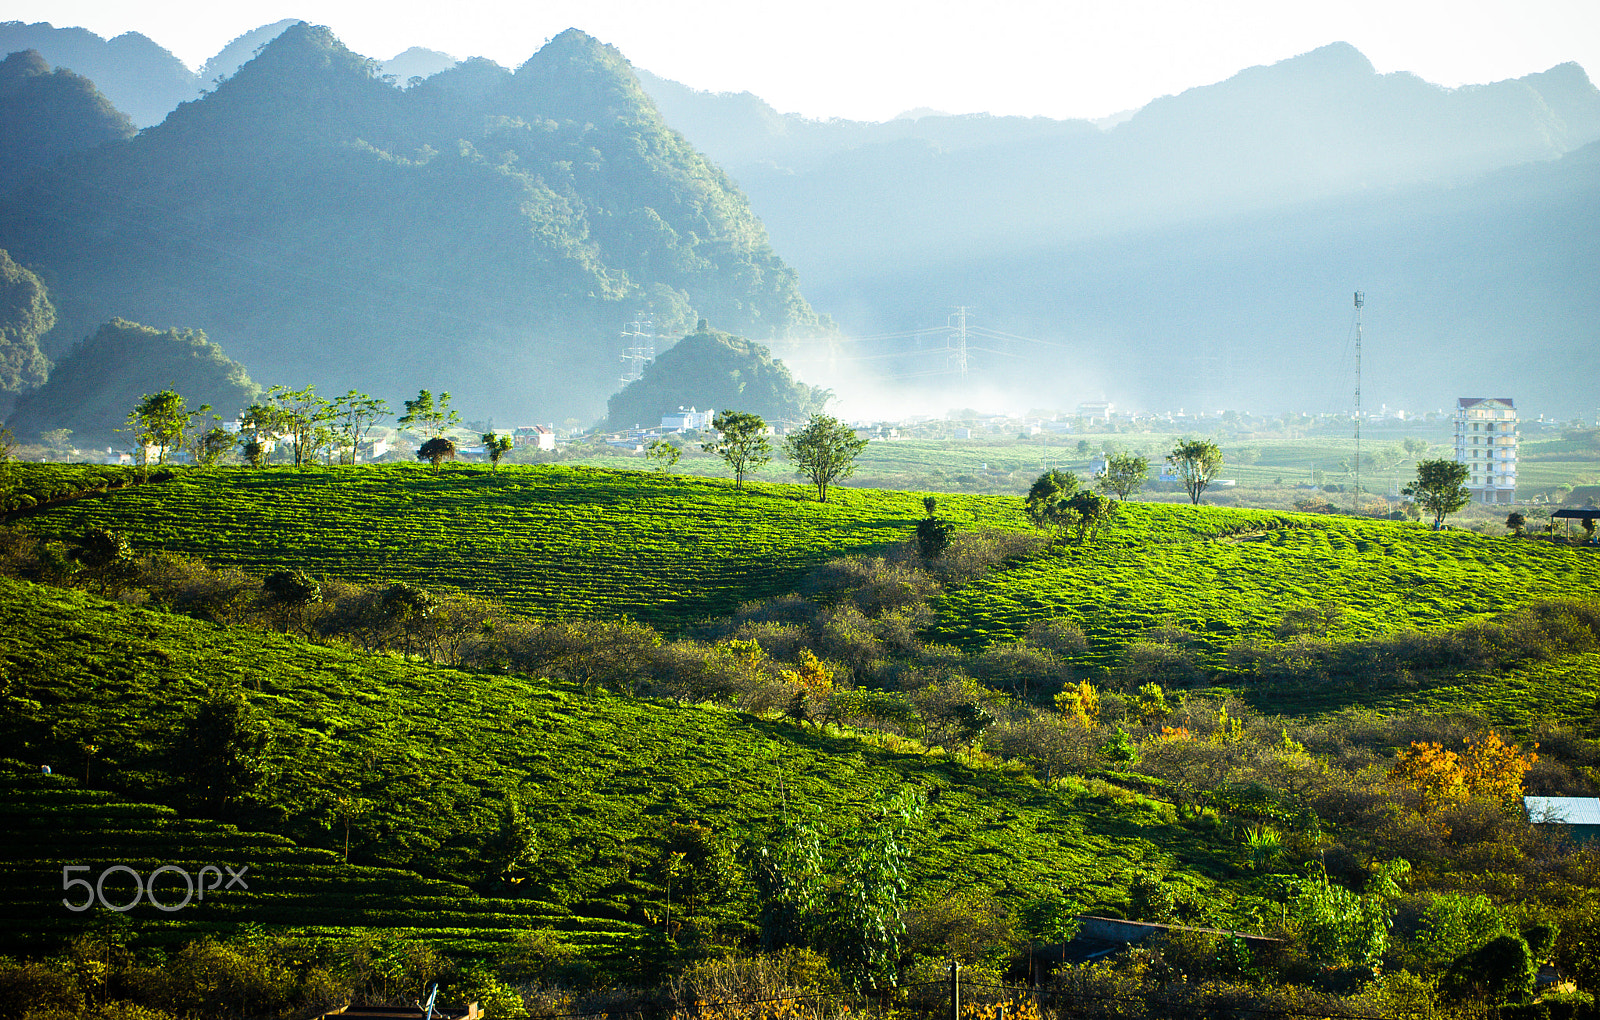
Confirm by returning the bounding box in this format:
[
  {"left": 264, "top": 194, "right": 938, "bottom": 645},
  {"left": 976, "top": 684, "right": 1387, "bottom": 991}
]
[{"left": 1524, "top": 796, "right": 1600, "bottom": 825}]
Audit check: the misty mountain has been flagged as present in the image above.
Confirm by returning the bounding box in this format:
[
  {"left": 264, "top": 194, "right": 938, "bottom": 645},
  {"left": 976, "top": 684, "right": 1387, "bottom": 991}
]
[
  {"left": 0, "top": 50, "right": 134, "bottom": 193},
  {"left": 770, "top": 139, "right": 1600, "bottom": 419},
  {"left": 606, "top": 324, "right": 827, "bottom": 429},
  {"left": 1, "top": 20, "right": 463, "bottom": 131},
  {"left": 198, "top": 20, "right": 302, "bottom": 88},
  {"left": 0, "top": 23, "right": 824, "bottom": 424},
  {"left": 640, "top": 44, "right": 1600, "bottom": 416},
  {"left": 0, "top": 21, "right": 193, "bottom": 127},
  {"left": 6, "top": 318, "right": 260, "bottom": 445},
  {"left": 646, "top": 44, "right": 1600, "bottom": 274},
  {"left": 383, "top": 47, "right": 458, "bottom": 85}
]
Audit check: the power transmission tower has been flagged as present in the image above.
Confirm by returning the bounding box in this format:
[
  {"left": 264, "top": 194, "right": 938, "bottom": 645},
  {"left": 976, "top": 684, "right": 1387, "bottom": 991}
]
[
  {"left": 618, "top": 317, "right": 655, "bottom": 385},
  {"left": 1353, "top": 290, "right": 1364, "bottom": 511},
  {"left": 947, "top": 306, "right": 969, "bottom": 379}
]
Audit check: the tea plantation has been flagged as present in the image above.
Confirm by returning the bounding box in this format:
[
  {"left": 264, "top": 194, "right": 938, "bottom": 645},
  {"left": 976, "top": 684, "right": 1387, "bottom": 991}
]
[
  {"left": 931, "top": 502, "right": 1600, "bottom": 666},
  {"left": 21, "top": 463, "right": 1599, "bottom": 665},
  {"left": 0, "top": 576, "right": 1248, "bottom": 950},
  {"left": 0, "top": 764, "right": 641, "bottom": 961},
  {"left": 15, "top": 464, "right": 1024, "bottom": 627}
]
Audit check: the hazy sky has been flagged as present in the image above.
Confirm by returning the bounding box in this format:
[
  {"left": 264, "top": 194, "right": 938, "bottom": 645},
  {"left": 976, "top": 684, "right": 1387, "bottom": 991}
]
[{"left": 10, "top": 0, "right": 1599, "bottom": 121}]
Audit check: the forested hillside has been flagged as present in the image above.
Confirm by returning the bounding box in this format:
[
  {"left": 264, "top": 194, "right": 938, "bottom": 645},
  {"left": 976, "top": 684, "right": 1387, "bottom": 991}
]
[
  {"left": 0, "top": 49, "right": 133, "bottom": 193},
  {"left": 5, "top": 318, "right": 260, "bottom": 443},
  {"left": 0, "top": 23, "right": 826, "bottom": 423},
  {"left": 606, "top": 325, "right": 829, "bottom": 428}
]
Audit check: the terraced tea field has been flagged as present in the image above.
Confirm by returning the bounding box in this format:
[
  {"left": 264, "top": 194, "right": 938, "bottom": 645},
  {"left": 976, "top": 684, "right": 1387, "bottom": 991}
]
[
  {"left": 0, "top": 765, "right": 641, "bottom": 959},
  {"left": 17, "top": 465, "right": 1024, "bottom": 626},
  {"left": 20, "top": 464, "right": 1599, "bottom": 671},
  {"left": 931, "top": 502, "right": 1600, "bottom": 668},
  {"left": 0, "top": 577, "right": 1250, "bottom": 932}
]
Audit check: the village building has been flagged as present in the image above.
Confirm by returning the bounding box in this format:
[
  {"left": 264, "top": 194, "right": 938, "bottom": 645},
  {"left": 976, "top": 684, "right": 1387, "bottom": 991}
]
[
  {"left": 513, "top": 425, "right": 556, "bottom": 451},
  {"left": 1453, "top": 397, "right": 1517, "bottom": 504},
  {"left": 1525, "top": 796, "right": 1600, "bottom": 840},
  {"left": 659, "top": 406, "right": 713, "bottom": 432}
]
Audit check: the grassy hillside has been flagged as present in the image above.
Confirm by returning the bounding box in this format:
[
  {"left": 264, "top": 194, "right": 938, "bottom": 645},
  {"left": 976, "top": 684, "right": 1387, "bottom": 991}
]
[
  {"left": 16, "top": 464, "right": 1022, "bottom": 626},
  {"left": 0, "top": 576, "right": 1252, "bottom": 947},
  {"left": 23, "top": 463, "right": 1599, "bottom": 669},
  {"left": 0, "top": 763, "right": 642, "bottom": 960},
  {"left": 932, "top": 503, "right": 1600, "bottom": 664}
]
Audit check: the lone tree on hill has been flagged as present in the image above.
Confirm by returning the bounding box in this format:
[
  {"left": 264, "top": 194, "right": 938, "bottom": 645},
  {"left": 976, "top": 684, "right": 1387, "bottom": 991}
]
[
  {"left": 703, "top": 410, "right": 771, "bottom": 489},
  {"left": 1025, "top": 469, "right": 1078, "bottom": 528},
  {"left": 1404, "top": 459, "right": 1471, "bottom": 529},
  {"left": 398, "top": 389, "right": 459, "bottom": 438},
  {"left": 1096, "top": 451, "right": 1149, "bottom": 499},
  {"left": 645, "top": 437, "right": 680, "bottom": 473},
  {"left": 1168, "top": 439, "right": 1223, "bottom": 504},
  {"left": 916, "top": 496, "right": 956, "bottom": 559},
  {"left": 417, "top": 436, "right": 456, "bottom": 473},
  {"left": 783, "top": 413, "right": 868, "bottom": 502},
  {"left": 482, "top": 432, "right": 514, "bottom": 470}
]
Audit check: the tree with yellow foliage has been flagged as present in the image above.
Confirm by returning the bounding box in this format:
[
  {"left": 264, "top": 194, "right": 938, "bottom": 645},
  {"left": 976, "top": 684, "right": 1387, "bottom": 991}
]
[
  {"left": 1388, "top": 731, "right": 1536, "bottom": 811},
  {"left": 1054, "top": 680, "right": 1100, "bottom": 727},
  {"left": 781, "top": 649, "right": 834, "bottom": 724}
]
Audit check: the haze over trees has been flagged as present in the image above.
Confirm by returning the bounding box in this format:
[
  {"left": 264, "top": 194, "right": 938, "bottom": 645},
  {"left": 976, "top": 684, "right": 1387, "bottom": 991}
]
[{"left": 5, "top": 319, "right": 259, "bottom": 445}]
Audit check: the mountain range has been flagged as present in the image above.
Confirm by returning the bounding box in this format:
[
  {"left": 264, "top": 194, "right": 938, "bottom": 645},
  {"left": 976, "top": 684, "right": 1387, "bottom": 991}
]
[
  {"left": 640, "top": 44, "right": 1600, "bottom": 417},
  {"left": 1, "top": 21, "right": 1597, "bottom": 418},
  {"left": 0, "top": 24, "right": 823, "bottom": 426}
]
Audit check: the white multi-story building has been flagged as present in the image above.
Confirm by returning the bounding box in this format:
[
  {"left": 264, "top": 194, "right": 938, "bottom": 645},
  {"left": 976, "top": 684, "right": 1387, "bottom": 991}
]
[{"left": 1453, "top": 397, "right": 1518, "bottom": 504}]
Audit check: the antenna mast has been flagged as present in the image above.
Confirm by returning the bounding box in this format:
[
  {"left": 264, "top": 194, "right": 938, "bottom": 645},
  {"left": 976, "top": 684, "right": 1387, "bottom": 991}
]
[
  {"left": 1353, "top": 291, "right": 1364, "bottom": 511},
  {"left": 948, "top": 306, "right": 969, "bottom": 379}
]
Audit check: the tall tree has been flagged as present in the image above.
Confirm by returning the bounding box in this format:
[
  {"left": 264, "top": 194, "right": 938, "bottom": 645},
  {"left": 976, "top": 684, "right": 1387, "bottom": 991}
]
[
  {"left": 1168, "top": 439, "right": 1223, "bottom": 504},
  {"left": 123, "top": 389, "right": 208, "bottom": 465},
  {"left": 398, "top": 389, "right": 459, "bottom": 439},
  {"left": 783, "top": 413, "right": 868, "bottom": 502},
  {"left": 702, "top": 410, "right": 771, "bottom": 489},
  {"left": 331, "top": 390, "right": 392, "bottom": 465},
  {"left": 1095, "top": 451, "right": 1149, "bottom": 499},
  {"left": 250, "top": 385, "right": 332, "bottom": 467},
  {"left": 1404, "top": 458, "right": 1471, "bottom": 528}
]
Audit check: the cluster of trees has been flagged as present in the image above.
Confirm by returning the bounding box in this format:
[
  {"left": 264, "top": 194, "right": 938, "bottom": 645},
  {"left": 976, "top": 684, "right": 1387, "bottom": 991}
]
[
  {"left": 694, "top": 409, "right": 868, "bottom": 501},
  {"left": 117, "top": 384, "right": 499, "bottom": 474}
]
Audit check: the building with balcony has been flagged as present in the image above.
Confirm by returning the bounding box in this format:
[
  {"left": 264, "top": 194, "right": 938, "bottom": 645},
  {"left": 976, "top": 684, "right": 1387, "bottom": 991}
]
[{"left": 1453, "top": 397, "right": 1517, "bottom": 504}]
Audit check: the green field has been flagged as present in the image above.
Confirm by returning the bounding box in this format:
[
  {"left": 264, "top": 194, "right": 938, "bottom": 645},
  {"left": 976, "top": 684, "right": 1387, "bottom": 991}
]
[
  {"left": 21, "top": 463, "right": 1600, "bottom": 672},
  {"left": 16, "top": 464, "right": 1024, "bottom": 627},
  {"left": 0, "top": 575, "right": 1250, "bottom": 948},
  {"left": 931, "top": 503, "right": 1600, "bottom": 666}
]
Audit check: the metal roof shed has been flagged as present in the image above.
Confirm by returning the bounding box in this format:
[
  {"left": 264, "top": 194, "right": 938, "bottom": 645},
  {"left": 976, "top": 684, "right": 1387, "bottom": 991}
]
[{"left": 1524, "top": 796, "right": 1600, "bottom": 840}]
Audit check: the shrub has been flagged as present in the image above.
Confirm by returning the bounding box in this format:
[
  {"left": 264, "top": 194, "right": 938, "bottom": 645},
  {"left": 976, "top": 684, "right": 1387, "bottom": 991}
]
[{"left": 1026, "top": 618, "right": 1088, "bottom": 655}]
